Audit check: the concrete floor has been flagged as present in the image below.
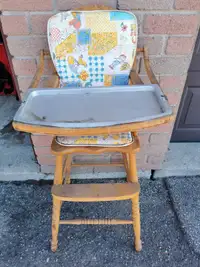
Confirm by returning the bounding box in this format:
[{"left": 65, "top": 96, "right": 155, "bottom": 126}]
[
  {"left": 0, "top": 96, "right": 19, "bottom": 131},
  {"left": 0, "top": 178, "right": 199, "bottom": 267},
  {"left": 154, "top": 143, "right": 200, "bottom": 178}
]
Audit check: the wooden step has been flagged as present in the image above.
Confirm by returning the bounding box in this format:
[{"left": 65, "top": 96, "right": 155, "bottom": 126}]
[{"left": 52, "top": 183, "right": 140, "bottom": 202}]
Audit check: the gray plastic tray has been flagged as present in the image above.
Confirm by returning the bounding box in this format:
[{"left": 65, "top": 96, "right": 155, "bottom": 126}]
[{"left": 13, "top": 85, "right": 172, "bottom": 128}]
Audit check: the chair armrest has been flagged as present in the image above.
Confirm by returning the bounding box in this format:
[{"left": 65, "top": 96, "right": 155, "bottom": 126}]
[
  {"left": 143, "top": 47, "right": 159, "bottom": 85},
  {"left": 47, "top": 74, "right": 60, "bottom": 88},
  {"left": 129, "top": 56, "right": 144, "bottom": 85},
  {"left": 29, "top": 50, "right": 45, "bottom": 88}
]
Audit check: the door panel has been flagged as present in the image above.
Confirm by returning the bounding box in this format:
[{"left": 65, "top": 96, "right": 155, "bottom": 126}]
[{"left": 171, "top": 30, "right": 200, "bottom": 142}]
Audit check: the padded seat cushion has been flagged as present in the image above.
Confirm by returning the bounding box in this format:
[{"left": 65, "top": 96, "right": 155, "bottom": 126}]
[
  {"left": 48, "top": 10, "right": 138, "bottom": 88},
  {"left": 56, "top": 132, "right": 133, "bottom": 146}
]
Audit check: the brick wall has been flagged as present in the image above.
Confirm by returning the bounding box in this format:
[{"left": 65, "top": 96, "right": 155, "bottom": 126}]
[{"left": 1, "top": 0, "right": 199, "bottom": 174}]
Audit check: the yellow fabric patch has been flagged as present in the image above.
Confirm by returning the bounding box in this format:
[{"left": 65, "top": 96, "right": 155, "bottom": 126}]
[
  {"left": 85, "top": 12, "right": 117, "bottom": 33},
  {"left": 55, "top": 33, "right": 76, "bottom": 58},
  {"left": 79, "top": 70, "right": 89, "bottom": 81},
  {"left": 88, "top": 32, "right": 117, "bottom": 56},
  {"left": 56, "top": 133, "right": 133, "bottom": 147},
  {"left": 104, "top": 75, "right": 112, "bottom": 87},
  {"left": 74, "top": 138, "right": 98, "bottom": 145}
]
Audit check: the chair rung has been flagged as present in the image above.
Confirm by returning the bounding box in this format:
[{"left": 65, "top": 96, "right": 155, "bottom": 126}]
[
  {"left": 59, "top": 219, "right": 133, "bottom": 225},
  {"left": 72, "top": 162, "right": 124, "bottom": 167}
]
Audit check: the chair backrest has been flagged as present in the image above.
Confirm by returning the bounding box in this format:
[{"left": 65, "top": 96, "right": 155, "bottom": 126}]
[{"left": 48, "top": 10, "right": 138, "bottom": 88}]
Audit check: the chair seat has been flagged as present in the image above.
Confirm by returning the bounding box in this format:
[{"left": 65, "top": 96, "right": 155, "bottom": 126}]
[
  {"left": 52, "top": 183, "right": 140, "bottom": 202},
  {"left": 56, "top": 132, "right": 133, "bottom": 147}
]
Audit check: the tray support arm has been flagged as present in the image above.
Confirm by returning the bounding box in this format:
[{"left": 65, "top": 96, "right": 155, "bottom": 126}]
[{"left": 29, "top": 50, "right": 60, "bottom": 89}]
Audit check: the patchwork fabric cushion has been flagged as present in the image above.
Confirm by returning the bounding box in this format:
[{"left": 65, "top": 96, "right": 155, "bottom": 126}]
[
  {"left": 56, "top": 133, "right": 133, "bottom": 147},
  {"left": 48, "top": 10, "right": 138, "bottom": 88}
]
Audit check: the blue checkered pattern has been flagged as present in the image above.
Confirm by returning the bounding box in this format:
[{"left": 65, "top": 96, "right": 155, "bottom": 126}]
[
  {"left": 56, "top": 59, "right": 79, "bottom": 83},
  {"left": 88, "top": 56, "right": 104, "bottom": 83}
]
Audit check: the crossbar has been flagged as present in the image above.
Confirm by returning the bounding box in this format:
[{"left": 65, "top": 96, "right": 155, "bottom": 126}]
[
  {"left": 59, "top": 219, "right": 133, "bottom": 225},
  {"left": 72, "top": 162, "right": 124, "bottom": 167}
]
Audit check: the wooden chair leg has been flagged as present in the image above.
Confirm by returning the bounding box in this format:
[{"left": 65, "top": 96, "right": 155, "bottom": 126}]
[
  {"left": 122, "top": 152, "right": 128, "bottom": 174},
  {"left": 51, "top": 197, "right": 62, "bottom": 252},
  {"left": 63, "top": 155, "right": 72, "bottom": 184},
  {"left": 132, "top": 194, "right": 142, "bottom": 252},
  {"left": 127, "top": 151, "right": 138, "bottom": 183},
  {"left": 54, "top": 155, "right": 63, "bottom": 185}
]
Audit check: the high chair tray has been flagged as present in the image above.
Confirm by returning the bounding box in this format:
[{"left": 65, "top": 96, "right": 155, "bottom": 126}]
[{"left": 13, "top": 85, "right": 172, "bottom": 129}]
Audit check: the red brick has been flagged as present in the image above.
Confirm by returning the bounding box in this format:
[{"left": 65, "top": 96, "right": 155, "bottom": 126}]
[
  {"left": 57, "top": 0, "right": 117, "bottom": 10},
  {"left": 74, "top": 154, "right": 110, "bottom": 164},
  {"left": 30, "top": 14, "right": 52, "bottom": 34},
  {"left": 166, "top": 37, "right": 195, "bottom": 55},
  {"left": 175, "top": 0, "right": 200, "bottom": 10},
  {"left": 17, "top": 77, "right": 33, "bottom": 94},
  {"left": 141, "top": 143, "right": 169, "bottom": 153},
  {"left": 1, "top": 0, "right": 53, "bottom": 11},
  {"left": 34, "top": 146, "right": 51, "bottom": 156},
  {"left": 144, "top": 15, "right": 199, "bottom": 34},
  {"left": 160, "top": 76, "right": 186, "bottom": 91},
  {"left": 31, "top": 135, "right": 53, "bottom": 146},
  {"left": 7, "top": 37, "right": 48, "bottom": 56},
  {"left": 37, "top": 155, "right": 55, "bottom": 165},
  {"left": 119, "top": 0, "right": 173, "bottom": 10},
  {"left": 140, "top": 122, "right": 174, "bottom": 133},
  {"left": 166, "top": 92, "right": 181, "bottom": 106},
  {"left": 138, "top": 36, "right": 163, "bottom": 55},
  {"left": 149, "top": 133, "right": 169, "bottom": 145},
  {"left": 134, "top": 13, "right": 143, "bottom": 36},
  {"left": 138, "top": 133, "right": 150, "bottom": 145},
  {"left": 146, "top": 154, "right": 165, "bottom": 169},
  {"left": 17, "top": 76, "right": 52, "bottom": 98},
  {"left": 110, "top": 153, "right": 123, "bottom": 163},
  {"left": 1, "top": 15, "right": 29, "bottom": 35},
  {"left": 136, "top": 152, "right": 146, "bottom": 165},
  {"left": 12, "top": 58, "right": 37, "bottom": 76},
  {"left": 141, "top": 56, "right": 191, "bottom": 75}
]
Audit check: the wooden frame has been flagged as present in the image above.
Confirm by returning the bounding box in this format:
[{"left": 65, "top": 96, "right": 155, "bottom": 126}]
[
  {"left": 12, "top": 5, "right": 175, "bottom": 253},
  {"left": 51, "top": 137, "right": 141, "bottom": 252}
]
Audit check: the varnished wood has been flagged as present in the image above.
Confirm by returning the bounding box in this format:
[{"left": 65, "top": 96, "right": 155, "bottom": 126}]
[
  {"left": 143, "top": 46, "right": 159, "bottom": 85},
  {"left": 16, "top": 5, "right": 174, "bottom": 253},
  {"left": 63, "top": 155, "right": 72, "bottom": 184},
  {"left": 47, "top": 74, "right": 60, "bottom": 88},
  {"left": 132, "top": 195, "right": 142, "bottom": 252},
  {"left": 13, "top": 114, "right": 174, "bottom": 136},
  {"left": 30, "top": 50, "right": 44, "bottom": 88},
  {"left": 129, "top": 56, "right": 144, "bottom": 85},
  {"left": 59, "top": 219, "right": 133, "bottom": 225},
  {"left": 51, "top": 197, "right": 61, "bottom": 252},
  {"left": 72, "top": 162, "right": 124, "bottom": 167},
  {"left": 54, "top": 155, "right": 63, "bottom": 185},
  {"left": 52, "top": 183, "right": 140, "bottom": 202},
  {"left": 122, "top": 152, "right": 129, "bottom": 177},
  {"left": 127, "top": 152, "right": 138, "bottom": 183}
]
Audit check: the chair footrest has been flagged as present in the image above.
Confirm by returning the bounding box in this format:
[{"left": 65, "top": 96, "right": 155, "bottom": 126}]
[
  {"left": 59, "top": 219, "right": 133, "bottom": 225},
  {"left": 52, "top": 183, "right": 140, "bottom": 202}
]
